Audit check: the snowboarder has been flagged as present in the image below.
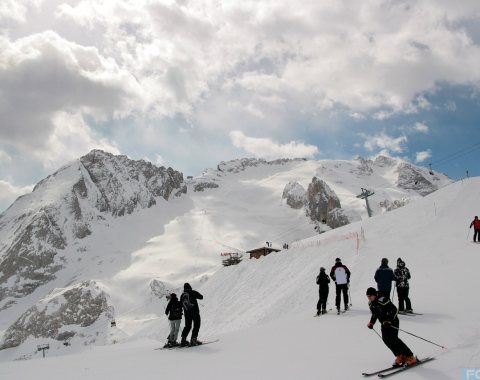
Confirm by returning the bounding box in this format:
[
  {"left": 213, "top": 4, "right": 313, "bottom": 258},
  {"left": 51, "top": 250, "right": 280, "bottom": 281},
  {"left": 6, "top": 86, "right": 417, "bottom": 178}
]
[
  {"left": 374, "top": 258, "right": 395, "bottom": 299},
  {"left": 394, "top": 258, "right": 413, "bottom": 312},
  {"left": 316, "top": 267, "right": 330, "bottom": 315},
  {"left": 180, "top": 283, "right": 204, "bottom": 346},
  {"left": 330, "top": 258, "right": 351, "bottom": 313},
  {"left": 470, "top": 216, "right": 480, "bottom": 242},
  {"left": 366, "top": 287, "right": 417, "bottom": 366},
  {"left": 164, "top": 293, "right": 183, "bottom": 347}
]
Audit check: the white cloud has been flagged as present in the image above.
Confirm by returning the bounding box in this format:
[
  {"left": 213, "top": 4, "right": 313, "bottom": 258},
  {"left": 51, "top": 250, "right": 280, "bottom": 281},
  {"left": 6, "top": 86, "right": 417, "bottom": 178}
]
[
  {"left": 0, "top": 180, "right": 33, "bottom": 204},
  {"left": 153, "top": 154, "right": 165, "bottom": 166},
  {"left": 0, "top": 150, "right": 11, "bottom": 162},
  {"left": 0, "top": 31, "right": 143, "bottom": 155},
  {"left": 1, "top": 0, "right": 480, "bottom": 187},
  {"left": 413, "top": 122, "right": 429, "bottom": 134},
  {"left": 230, "top": 130, "right": 318, "bottom": 159},
  {"left": 363, "top": 132, "right": 408, "bottom": 153},
  {"left": 415, "top": 150, "right": 432, "bottom": 163},
  {"left": 0, "top": 0, "right": 40, "bottom": 24},
  {"left": 37, "top": 111, "right": 120, "bottom": 171},
  {"left": 48, "top": 0, "right": 480, "bottom": 118}
]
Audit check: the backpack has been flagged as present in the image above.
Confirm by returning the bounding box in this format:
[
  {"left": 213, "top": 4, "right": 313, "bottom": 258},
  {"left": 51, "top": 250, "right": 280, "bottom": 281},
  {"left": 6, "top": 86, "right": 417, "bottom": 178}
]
[
  {"left": 169, "top": 301, "right": 183, "bottom": 320},
  {"left": 181, "top": 291, "right": 195, "bottom": 311}
]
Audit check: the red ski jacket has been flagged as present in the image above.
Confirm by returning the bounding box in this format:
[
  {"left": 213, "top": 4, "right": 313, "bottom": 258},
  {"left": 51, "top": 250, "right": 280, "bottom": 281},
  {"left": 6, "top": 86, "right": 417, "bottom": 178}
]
[{"left": 470, "top": 219, "right": 480, "bottom": 229}]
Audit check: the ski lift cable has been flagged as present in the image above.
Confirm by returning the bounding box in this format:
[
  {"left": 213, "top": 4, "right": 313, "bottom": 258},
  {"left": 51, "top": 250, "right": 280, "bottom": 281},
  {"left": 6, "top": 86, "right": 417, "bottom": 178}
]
[
  {"left": 430, "top": 147, "right": 480, "bottom": 168},
  {"left": 429, "top": 141, "right": 480, "bottom": 168}
]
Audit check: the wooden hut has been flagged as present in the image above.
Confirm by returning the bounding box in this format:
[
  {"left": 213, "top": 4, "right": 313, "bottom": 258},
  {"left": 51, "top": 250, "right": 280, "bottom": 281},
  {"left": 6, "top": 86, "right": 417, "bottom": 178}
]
[{"left": 247, "top": 246, "right": 281, "bottom": 259}]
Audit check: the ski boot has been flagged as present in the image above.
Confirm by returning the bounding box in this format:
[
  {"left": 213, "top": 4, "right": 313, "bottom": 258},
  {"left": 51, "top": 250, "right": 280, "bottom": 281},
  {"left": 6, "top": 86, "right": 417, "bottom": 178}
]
[
  {"left": 190, "top": 338, "right": 203, "bottom": 346},
  {"left": 404, "top": 356, "right": 417, "bottom": 366},
  {"left": 393, "top": 355, "right": 406, "bottom": 366},
  {"left": 180, "top": 338, "right": 189, "bottom": 347}
]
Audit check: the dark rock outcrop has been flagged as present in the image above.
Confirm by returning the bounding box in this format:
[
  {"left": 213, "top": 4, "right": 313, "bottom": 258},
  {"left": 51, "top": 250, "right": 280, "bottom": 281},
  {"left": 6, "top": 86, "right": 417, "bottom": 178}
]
[{"left": 1, "top": 281, "right": 112, "bottom": 349}]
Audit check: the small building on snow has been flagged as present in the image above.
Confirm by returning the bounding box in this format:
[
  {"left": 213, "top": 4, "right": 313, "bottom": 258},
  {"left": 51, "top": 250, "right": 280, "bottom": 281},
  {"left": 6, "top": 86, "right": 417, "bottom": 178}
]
[{"left": 247, "top": 246, "right": 281, "bottom": 260}]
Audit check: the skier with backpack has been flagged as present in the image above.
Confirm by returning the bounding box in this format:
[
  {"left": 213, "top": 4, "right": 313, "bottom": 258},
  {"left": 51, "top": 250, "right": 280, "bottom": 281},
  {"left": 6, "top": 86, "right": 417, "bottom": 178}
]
[
  {"left": 394, "top": 258, "right": 413, "bottom": 313},
  {"left": 330, "top": 258, "right": 351, "bottom": 313},
  {"left": 164, "top": 293, "right": 183, "bottom": 348},
  {"left": 469, "top": 216, "right": 480, "bottom": 242},
  {"left": 316, "top": 267, "right": 330, "bottom": 315},
  {"left": 180, "top": 283, "right": 204, "bottom": 346}
]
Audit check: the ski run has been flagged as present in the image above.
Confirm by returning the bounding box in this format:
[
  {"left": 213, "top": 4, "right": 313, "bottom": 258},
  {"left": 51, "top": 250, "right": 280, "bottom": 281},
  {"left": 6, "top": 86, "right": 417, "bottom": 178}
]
[{"left": 1, "top": 175, "right": 480, "bottom": 379}]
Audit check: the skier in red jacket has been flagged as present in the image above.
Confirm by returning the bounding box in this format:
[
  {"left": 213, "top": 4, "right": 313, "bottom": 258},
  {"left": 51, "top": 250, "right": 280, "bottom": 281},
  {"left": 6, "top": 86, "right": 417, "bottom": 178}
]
[{"left": 470, "top": 216, "right": 480, "bottom": 242}]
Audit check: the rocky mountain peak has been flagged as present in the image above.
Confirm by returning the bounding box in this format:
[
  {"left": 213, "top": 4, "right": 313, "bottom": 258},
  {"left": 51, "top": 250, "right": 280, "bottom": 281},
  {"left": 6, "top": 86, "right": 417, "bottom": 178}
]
[{"left": 0, "top": 150, "right": 186, "bottom": 305}]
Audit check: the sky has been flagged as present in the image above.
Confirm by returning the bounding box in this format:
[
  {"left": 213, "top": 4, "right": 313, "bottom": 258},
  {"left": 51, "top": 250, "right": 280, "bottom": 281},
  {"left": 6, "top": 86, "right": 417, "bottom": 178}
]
[
  {"left": 1, "top": 0, "right": 480, "bottom": 213},
  {"left": 0, "top": 165, "right": 478, "bottom": 379}
]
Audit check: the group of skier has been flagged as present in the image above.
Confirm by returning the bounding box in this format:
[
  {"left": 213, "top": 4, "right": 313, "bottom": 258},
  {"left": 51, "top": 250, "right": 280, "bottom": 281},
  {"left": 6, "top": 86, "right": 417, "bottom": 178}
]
[
  {"left": 162, "top": 253, "right": 419, "bottom": 365},
  {"left": 316, "top": 257, "right": 351, "bottom": 315},
  {"left": 315, "top": 256, "right": 417, "bottom": 367},
  {"left": 164, "top": 283, "right": 204, "bottom": 348}
]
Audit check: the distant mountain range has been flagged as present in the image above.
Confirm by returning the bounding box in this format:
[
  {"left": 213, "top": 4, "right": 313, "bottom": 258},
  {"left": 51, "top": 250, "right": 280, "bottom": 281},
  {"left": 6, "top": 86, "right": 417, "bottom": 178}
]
[{"left": 0, "top": 150, "right": 452, "bottom": 352}]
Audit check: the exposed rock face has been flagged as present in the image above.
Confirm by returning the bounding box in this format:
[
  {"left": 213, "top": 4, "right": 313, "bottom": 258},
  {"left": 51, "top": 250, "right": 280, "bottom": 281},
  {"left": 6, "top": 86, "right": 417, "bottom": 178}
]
[
  {"left": 0, "top": 210, "right": 66, "bottom": 302},
  {"left": 305, "top": 177, "right": 349, "bottom": 228},
  {"left": 282, "top": 182, "right": 307, "bottom": 209},
  {"left": 217, "top": 158, "right": 306, "bottom": 174},
  {"left": 379, "top": 198, "right": 411, "bottom": 212},
  {"left": 150, "top": 279, "right": 174, "bottom": 299},
  {"left": 79, "top": 150, "right": 184, "bottom": 216},
  {"left": 0, "top": 150, "right": 185, "bottom": 303},
  {"left": 193, "top": 182, "right": 220, "bottom": 192},
  {"left": 374, "top": 155, "right": 397, "bottom": 167},
  {"left": 396, "top": 163, "right": 442, "bottom": 196},
  {"left": 1, "top": 281, "right": 112, "bottom": 349},
  {"left": 353, "top": 156, "right": 374, "bottom": 176},
  {"left": 327, "top": 208, "right": 350, "bottom": 229}
]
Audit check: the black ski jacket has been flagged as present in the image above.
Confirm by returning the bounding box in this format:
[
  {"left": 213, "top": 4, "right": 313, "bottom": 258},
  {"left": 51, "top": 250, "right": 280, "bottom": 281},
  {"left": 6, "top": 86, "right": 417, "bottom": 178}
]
[
  {"left": 368, "top": 296, "right": 399, "bottom": 325},
  {"left": 316, "top": 271, "right": 330, "bottom": 289},
  {"left": 374, "top": 265, "right": 395, "bottom": 292},
  {"left": 165, "top": 296, "right": 183, "bottom": 321}
]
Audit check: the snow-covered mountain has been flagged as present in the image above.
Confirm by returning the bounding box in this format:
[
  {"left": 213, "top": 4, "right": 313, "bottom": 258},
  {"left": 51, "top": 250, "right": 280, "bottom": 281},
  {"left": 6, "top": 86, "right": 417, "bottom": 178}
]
[{"left": 0, "top": 151, "right": 451, "bottom": 354}]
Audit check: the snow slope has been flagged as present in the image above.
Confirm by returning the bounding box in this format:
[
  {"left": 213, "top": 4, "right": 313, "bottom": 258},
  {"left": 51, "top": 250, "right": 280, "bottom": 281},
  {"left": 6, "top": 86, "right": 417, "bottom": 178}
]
[{"left": 0, "top": 172, "right": 477, "bottom": 379}]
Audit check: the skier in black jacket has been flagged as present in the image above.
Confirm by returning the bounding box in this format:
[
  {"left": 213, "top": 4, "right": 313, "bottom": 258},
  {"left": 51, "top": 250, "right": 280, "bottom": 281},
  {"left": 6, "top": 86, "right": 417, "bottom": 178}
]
[
  {"left": 180, "top": 283, "right": 204, "bottom": 346},
  {"left": 366, "top": 287, "right": 417, "bottom": 367},
  {"left": 316, "top": 267, "right": 330, "bottom": 315},
  {"left": 164, "top": 293, "right": 183, "bottom": 347},
  {"left": 394, "top": 258, "right": 413, "bottom": 312},
  {"left": 374, "top": 258, "right": 395, "bottom": 299}
]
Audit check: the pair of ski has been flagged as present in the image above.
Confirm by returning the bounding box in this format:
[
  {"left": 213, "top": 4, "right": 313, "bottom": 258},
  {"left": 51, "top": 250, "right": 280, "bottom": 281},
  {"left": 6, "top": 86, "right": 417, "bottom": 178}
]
[
  {"left": 362, "top": 357, "right": 434, "bottom": 378},
  {"left": 156, "top": 339, "right": 219, "bottom": 350},
  {"left": 398, "top": 311, "right": 423, "bottom": 316},
  {"left": 312, "top": 309, "right": 347, "bottom": 317}
]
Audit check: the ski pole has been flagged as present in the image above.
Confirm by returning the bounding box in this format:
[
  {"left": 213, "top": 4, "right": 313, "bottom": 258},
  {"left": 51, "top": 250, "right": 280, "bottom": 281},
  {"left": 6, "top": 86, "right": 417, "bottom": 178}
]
[
  {"left": 390, "top": 325, "right": 446, "bottom": 349},
  {"left": 467, "top": 228, "right": 471, "bottom": 241},
  {"left": 348, "top": 283, "right": 352, "bottom": 306},
  {"left": 372, "top": 327, "right": 383, "bottom": 340}
]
